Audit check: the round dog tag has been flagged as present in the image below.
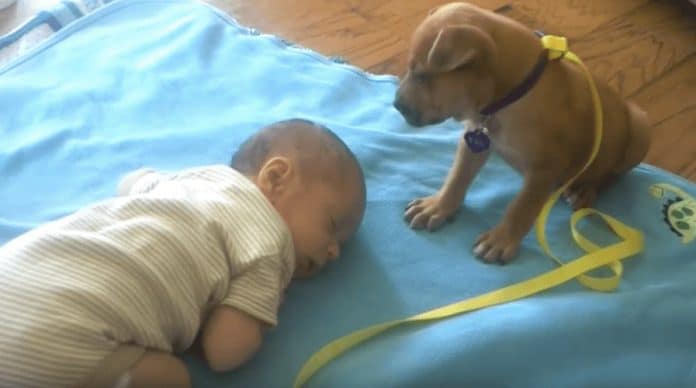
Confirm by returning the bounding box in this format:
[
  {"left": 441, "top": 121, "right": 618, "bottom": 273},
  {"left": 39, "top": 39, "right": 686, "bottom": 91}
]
[{"left": 464, "top": 128, "right": 490, "bottom": 153}]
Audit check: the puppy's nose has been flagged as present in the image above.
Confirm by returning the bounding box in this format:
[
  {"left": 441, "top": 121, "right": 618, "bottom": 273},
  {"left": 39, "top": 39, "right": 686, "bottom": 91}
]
[
  {"left": 393, "top": 98, "right": 411, "bottom": 116},
  {"left": 393, "top": 98, "right": 421, "bottom": 126}
]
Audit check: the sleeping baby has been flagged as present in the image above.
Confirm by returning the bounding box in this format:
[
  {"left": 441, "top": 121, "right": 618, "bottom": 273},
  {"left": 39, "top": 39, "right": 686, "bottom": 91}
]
[{"left": 0, "top": 118, "right": 366, "bottom": 388}]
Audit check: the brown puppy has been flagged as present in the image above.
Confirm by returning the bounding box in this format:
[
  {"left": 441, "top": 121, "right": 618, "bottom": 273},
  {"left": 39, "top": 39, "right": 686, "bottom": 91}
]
[{"left": 394, "top": 2, "right": 651, "bottom": 263}]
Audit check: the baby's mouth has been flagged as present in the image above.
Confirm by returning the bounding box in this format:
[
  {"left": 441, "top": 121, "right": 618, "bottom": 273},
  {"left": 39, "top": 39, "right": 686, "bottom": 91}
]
[
  {"left": 293, "top": 258, "right": 312, "bottom": 278},
  {"left": 306, "top": 258, "right": 319, "bottom": 273},
  {"left": 302, "top": 257, "right": 324, "bottom": 277}
]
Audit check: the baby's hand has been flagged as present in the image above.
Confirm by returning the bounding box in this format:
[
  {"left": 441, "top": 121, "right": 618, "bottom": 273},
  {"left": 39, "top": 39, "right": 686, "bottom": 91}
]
[
  {"left": 201, "top": 306, "right": 264, "bottom": 372},
  {"left": 117, "top": 168, "right": 156, "bottom": 196}
]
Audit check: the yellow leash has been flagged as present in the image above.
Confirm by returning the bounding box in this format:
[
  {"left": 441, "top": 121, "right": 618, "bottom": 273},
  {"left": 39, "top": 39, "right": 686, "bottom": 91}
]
[{"left": 293, "top": 35, "right": 645, "bottom": 388}]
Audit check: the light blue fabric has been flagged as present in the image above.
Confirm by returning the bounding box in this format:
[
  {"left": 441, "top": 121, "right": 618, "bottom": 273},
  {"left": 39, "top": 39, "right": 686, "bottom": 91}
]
[{"left": 1, "top": 0, "right": 695, "bottom": 387}]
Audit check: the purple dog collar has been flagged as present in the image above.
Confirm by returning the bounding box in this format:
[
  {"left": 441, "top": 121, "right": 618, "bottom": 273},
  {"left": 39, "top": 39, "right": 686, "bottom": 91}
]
[
  {"left": 478, "top": 48, "right": 550, "bottom": 118},
  {"left": 467, "top": 31, "right": 550, "bottom": 153}
]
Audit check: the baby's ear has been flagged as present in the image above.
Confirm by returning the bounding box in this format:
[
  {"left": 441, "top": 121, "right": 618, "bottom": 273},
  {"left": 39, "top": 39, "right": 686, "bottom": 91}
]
[
  {"left": 427, "top": 4, "right": 441, "bottom": 15},
  {"left": 426, "top": 25, "right": 496, "bottom": 72},
  {"left": 257, "top": 157, "right": 293, "bottom": 198}
]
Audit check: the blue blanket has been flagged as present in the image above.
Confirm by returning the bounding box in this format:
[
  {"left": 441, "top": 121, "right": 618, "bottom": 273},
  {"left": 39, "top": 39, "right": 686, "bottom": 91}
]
[{"left": 1, "top": 1, "right": 695, "bottom": 387}]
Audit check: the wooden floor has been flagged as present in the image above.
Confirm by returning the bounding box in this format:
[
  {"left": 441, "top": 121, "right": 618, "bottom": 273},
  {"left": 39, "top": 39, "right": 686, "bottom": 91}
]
[{"left": 2, "top": 0, "right": 695, "bottom": 181}]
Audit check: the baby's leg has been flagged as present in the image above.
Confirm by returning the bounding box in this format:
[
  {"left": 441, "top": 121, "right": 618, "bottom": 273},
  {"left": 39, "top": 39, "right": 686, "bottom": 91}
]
[{"left": 85, "top": 345, "right": 190, "bottom": 388}]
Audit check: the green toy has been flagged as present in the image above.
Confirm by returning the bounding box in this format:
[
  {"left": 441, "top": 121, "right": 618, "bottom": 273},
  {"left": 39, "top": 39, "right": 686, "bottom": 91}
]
[{"left": 650, "top": 183, "right": 696, "bottom": 244}]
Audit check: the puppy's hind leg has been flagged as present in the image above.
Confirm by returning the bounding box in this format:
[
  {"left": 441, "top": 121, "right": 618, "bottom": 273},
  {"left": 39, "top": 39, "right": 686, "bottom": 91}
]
[
  {"left": 563, "top": 176, "right": 615, "bottom": 210},
  {"left": 564, "top": 184, "right": 598, "bottom": 211},
  {"left": 615, "top": 102, "right": 652, "bottom": 174},
  {"left": 564, "top": 103, "right": 651, "bottom": 211}
]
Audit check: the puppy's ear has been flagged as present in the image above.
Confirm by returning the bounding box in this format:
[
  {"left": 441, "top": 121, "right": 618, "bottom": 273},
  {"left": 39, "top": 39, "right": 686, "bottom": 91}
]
[{"left": 426, "top": 25, "right": 495, "bottom": 72}]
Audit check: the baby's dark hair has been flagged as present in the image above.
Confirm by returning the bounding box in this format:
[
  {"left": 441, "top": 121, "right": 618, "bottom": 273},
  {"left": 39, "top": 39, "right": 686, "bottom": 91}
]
[{"left": 230, "top": 119, "right": 365, "bottom": 195}]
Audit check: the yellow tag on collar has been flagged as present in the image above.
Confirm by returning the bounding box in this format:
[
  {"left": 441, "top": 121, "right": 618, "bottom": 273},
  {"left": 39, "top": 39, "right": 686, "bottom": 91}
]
[{"left": 541, "top": 35, "right": 568, "bottom": 59}]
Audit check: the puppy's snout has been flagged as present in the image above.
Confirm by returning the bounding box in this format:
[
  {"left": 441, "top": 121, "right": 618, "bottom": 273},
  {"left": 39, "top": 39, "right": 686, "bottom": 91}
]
[
  {"left": 393, "top": 97, "right": 410, "bottom": 115},
  {"left": 393, "top": 97, "right": 421, "bottom": 125}
]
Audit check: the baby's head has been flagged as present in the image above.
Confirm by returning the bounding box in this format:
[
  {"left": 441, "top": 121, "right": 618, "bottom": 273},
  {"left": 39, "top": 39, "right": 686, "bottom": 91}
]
[{"left": 230, "top": 119, "right": 366, "bottom": 278}]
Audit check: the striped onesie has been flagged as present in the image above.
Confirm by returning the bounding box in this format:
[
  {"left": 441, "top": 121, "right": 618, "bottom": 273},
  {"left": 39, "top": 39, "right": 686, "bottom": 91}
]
[{"left": 0, "top": 165, "right": 295, "bottom": 388}]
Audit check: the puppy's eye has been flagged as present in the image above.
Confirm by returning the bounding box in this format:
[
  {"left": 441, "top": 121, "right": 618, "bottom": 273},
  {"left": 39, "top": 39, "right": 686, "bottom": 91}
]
[{"left": 452, "top": 62, "right": 473, "bottom": 72}]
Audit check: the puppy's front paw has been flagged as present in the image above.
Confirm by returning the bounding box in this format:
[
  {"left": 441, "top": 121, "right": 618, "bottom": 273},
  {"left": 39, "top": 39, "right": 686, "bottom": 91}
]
[
  {"left": 474, "top": 225, "right": 520, "bottom": 264},
  {"left": 404, "top": 195, "right": 458, "bottom": 231}
]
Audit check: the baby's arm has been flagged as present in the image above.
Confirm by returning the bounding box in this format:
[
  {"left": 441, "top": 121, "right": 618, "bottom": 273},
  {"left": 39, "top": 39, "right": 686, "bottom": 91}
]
[
  {"left": 200, "top": 306, "right": 265, "bottom": 372},
  {"left": 117, "top": 168, "right": 161, "bottom": 196},
  {"left": 117, "top": 165, "right": 225, "bottom": 196},
  {"left": 200, "top": 256, "right": 285, "bottom": 372}
]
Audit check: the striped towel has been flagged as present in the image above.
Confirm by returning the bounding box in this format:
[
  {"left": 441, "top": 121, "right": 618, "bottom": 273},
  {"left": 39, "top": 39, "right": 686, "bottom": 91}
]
[{"left": 0, "top": 0, "right": 111, "bottom": 66}]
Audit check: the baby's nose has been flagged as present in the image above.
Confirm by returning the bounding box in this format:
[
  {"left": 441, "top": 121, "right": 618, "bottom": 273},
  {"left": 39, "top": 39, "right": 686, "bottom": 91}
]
[{"left": 327, "top": 242, "right": 340, "bottom": 261}]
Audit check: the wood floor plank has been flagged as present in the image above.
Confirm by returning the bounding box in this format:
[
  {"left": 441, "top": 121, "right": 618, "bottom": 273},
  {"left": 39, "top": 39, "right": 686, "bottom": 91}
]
[
  {"left": 645, "top": 109, "right": 696, "bottom": 180},
  {"left": 208, "top": 0, "right": 509, "bottom": 75},
  {"left": 632, "top": 56, "right": 696, "bottom": 180},
  {"left": 631, "top": 56, "right": 696, "bottom": 127},
  {"left": 570, "top": 1, "right": 696, "bottom": 97},
  {"left": 503, "top": 0, "right": 651, "bottom": 38}
]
